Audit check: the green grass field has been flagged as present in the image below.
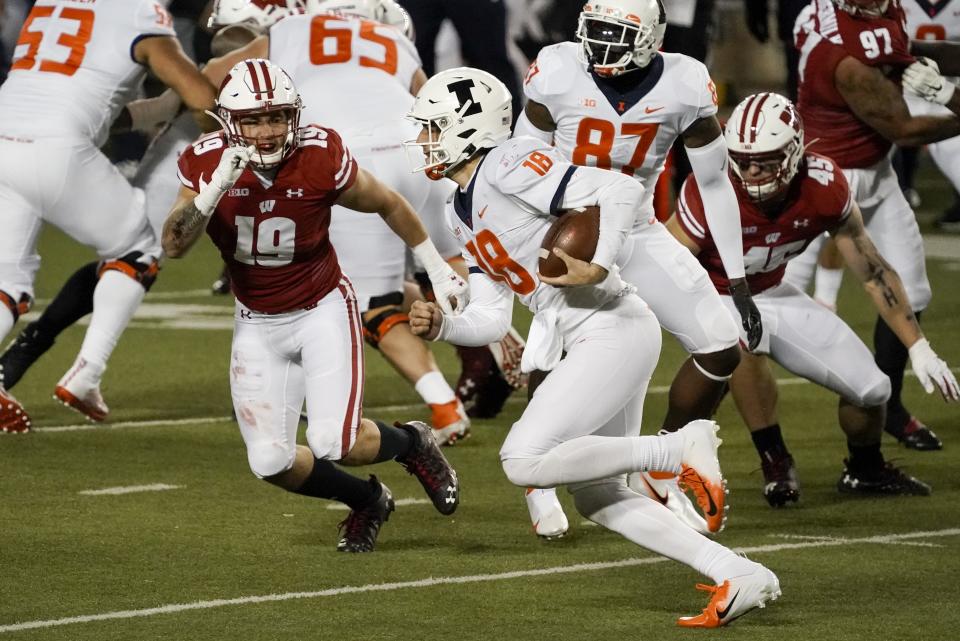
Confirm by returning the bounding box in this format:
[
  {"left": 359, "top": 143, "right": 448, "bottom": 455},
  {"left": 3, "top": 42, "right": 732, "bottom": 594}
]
[{"left": 2, "top": 161, "right": 960, "bottom": 640}]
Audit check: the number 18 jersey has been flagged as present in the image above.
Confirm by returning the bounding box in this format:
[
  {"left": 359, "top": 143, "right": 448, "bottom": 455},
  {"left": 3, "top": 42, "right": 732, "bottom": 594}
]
[
  {"left": 523, "top": 42, "right": 717, "bottom": 221},
  {"left": 0, "top": 0, "right": 176, "bottom": 145}
]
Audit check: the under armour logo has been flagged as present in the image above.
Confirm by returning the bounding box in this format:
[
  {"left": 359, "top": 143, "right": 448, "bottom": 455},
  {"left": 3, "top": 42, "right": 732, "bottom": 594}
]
[
  {"left": 240, "top": 309, "right": 252, "bottom": 319},
  {"left": 287, "top": 188, "right": 304, "bottom": 198},
  {"left": 793, "top": 219, "right": 809, "bottom": 228},
  {"left": 445, "top": 485, "right": 457, "bottom": 503},
  {"left": 259, "top": 199, "right": 276, "bottom": 213}
]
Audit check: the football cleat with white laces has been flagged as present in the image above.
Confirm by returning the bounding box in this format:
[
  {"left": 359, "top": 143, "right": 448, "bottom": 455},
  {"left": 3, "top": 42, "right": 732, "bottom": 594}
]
[
  {"left": 629, "top": 471, "right": 716, "bottom": 534},
  {"left": 429, "top": 398, "right": 470, "bottom": 446},
  {"left": 525, "top": 487, "right": 569, "bottom": 539},
  {"left": 677, "top": 562, "right": 781, "bottom": 628},
  {"left": 675, "top": 420, "right": 727, "bottom": 533},
  {"left": 53, "top": 357, "right": 108, "bottom": 422},
  {"left": 0, "top": 385, "right": 31, "bottom": 434}
]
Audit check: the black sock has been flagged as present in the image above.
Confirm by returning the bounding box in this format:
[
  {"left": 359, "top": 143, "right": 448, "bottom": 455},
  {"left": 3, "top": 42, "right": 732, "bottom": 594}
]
[
  {"left": 847, "top": 442, "right": 885, "bottom": 476},
  {"left": 751, "top": 423, "right": 789, "bottom": 458},
  {"left": 372, "top": 420, "right": 414, "bottom": 463},
  {"left": 293, "top": 458, "right": 379, "bottom": 510},
  {"left": 874, "top": 312, "right": 920, "bottom": 428},
  {"left": 36, "top": 261, "right": 99, "bottom": 337}
]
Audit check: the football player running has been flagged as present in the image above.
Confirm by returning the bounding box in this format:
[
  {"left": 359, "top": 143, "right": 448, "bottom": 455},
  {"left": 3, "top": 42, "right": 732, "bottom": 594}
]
[
  {"left": 408, "top": 67, "right": 780, "bottom": 628},
  {"left": 669, "top": 93, "right": 958, "bottom": 505},
  {"left": 164, "top": 59, "right": 462, "bottom": 553},
  {"left": 514, "top": 0, "right": 753, "bottom": 538},
  {"left": 784, "top": 0, "right": 960, "bottom": 451},
  {"left": 201, "top": 0, "right": 527, "bottom": 444},
  {"left": 0, "top": 0, "right": 217, "bottom": 432}
]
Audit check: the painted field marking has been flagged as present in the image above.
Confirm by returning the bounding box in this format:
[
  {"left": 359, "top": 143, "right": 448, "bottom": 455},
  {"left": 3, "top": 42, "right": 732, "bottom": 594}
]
[
  {"left": 78, "top": 484, "right": 182, "bottom": 496},
  {"left": 27, "top": 366, "right": 958, "bottom": 434},
  {"left": 0, "top": 528, "right": 956, "bottom": 634},
  {"left": 770, "top": 532, "right": 944, "bottom": 548},
  {"left": 325, "top": 498, "right": 430, "bottom": 511}
]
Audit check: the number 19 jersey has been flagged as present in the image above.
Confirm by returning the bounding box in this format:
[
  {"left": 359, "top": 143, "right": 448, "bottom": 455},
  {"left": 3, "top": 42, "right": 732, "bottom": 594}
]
[
  {"left": 523, "top": 42, "right": 717, "bottom": 221},
  {"left": 0, "top": 0, "right": 176, "bottom": 146}
]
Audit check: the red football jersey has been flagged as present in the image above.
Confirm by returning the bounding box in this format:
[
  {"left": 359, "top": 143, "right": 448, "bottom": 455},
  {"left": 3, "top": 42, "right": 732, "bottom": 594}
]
[
  {"left": 676, "top": 153, "right": 854, "bottom": 294},
  {"left": 177, "top": 125, "right": 358, "bottom": 314},
  {"left": 795, "top": 0, "right": 914, "bottom": 168}
]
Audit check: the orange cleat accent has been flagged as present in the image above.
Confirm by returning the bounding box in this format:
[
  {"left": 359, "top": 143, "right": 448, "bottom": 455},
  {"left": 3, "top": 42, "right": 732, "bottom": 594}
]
[
  {"left": 677, "top": 581, "right": 731, "bottom": 628},
  {"left": 678, "top": 465, "right": 726, "bottom": 533},
  {"left": 677, "top": 564, "right": 781, "bottom": 628},
  {"left": 429, "top": 399, "right": 470, "bottom": 445},
  {"left": 0, "top": 386, "right": 31, "bottom": 434},
  {"left": 53, "top": 385, "right": 108, "bottom": 422}
]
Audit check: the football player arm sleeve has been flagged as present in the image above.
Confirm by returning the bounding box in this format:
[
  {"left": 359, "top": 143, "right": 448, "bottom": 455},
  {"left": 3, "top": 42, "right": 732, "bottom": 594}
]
[
  {"left": 162, "top": 185, "right": 207, "bottom": 259},
  {"left": 436, "top": 273, "right": 514, "bottom": 346},
  {"left": 556, "top": 167, "right": 644, "bottom": 271},
  {"left": 513, "top": 100, "right": 556, "bottom": 143},
  {"left": 683, "top": 124, "right": 745, "bottom": 280},
  {"left": 834, "top": 204, "right": 959, "bottom": 400}
]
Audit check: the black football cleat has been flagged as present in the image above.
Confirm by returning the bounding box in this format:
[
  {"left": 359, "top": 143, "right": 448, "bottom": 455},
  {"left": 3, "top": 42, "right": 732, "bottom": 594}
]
[
  {"left": 395, "top": 420, "right": 460, "bottom": 515},
  {"left": 760, "top": 451, "right": 800, "bottom": 508},
  {"left": 336, "top": 477, "right": 395, "bottom": 553},
  {"left": 837, "top": 460, "right": 932, "bottom": 496},
  {"left": 0, "top": 322, "right": 55, "bottom": 390},
  {"left": 885, "top": 416, "right": 942, "bottom": 451}
]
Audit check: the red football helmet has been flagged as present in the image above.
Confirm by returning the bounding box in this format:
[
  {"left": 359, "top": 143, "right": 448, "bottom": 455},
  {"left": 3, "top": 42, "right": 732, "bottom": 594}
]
[
  {"left": 832, "top": 0, "right": 890, "bottom": 18},
  {"left": 216, "top": 59, "right": 303, "bottom": 169}
]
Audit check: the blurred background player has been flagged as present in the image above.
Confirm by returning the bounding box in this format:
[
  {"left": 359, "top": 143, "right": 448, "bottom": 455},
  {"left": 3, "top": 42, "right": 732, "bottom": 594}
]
[
  {"left": 514, "top": 0, "right": 757, "bottom": 538},
  {"left": 407, "top": 67, "right": 779, "bottom": 628},
  {"left": 0, "top": 0, "right": 217, "bottom": 431},
  {"left": 784, "top": 0, "right": 960, "bottom": 452},
  {"left": 669, "top": 92, "right": 956, "bottom": 506},
  {"left": 164, "top": 58, "right": 462, "bottom": 552}
]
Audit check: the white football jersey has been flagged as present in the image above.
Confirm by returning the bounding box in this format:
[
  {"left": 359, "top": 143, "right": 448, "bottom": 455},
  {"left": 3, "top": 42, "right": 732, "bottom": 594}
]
[
  {"left": 901, "top": 0, "right": 960, "bottom": 41},
  {"left": 447, "top": 136, "right": 629, "bottom": 334},
  {"left": 269, "top": 13, "right": 421, "bottom": 145},
  {"left": 523, "top": 42, "right": 718, "bottom": 219},
  {"left": 0, "top": 0, "right": 176, "bottom": 145}
]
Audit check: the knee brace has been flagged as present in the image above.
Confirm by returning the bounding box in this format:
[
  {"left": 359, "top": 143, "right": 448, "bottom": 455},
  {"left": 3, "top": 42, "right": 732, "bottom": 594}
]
[
  {"left": 247, "top": 441, "right": 296, "bottom": 479},
  {"left": 0, "top": 290, "right": 32, "bottom": 322},
  {"left": 98, "top": 251, "right": 159, "bottom": 291},
  {"left": 362, "top": 292, "right": 408, "bottom": 348}
]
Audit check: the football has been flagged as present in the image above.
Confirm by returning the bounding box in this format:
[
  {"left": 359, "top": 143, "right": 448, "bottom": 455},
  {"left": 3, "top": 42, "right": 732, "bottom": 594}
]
[{"left": 538, "top": 206, "right": 600, "bottom": 278}]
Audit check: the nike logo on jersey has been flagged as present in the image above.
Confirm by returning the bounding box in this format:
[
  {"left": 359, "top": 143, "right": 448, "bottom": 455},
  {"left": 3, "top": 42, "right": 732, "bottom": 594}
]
[
  {"left": 478, "top": 205, "right": 488, "bottom": 219},
  {"left": 716, "top": 590, "right": 739, "bottom": 620},
  {"left": 644, "top": 106, "right": 665, "bottom": 114}
]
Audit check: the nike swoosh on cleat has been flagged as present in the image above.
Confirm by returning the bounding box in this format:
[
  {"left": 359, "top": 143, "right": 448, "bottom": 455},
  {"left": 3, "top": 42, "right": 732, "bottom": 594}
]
[
  {"left": 641, "top": 476, "right": 669, "bottom": 505},
  {"left": 715, "top": 591, "right": 739, "bottom": 620}
]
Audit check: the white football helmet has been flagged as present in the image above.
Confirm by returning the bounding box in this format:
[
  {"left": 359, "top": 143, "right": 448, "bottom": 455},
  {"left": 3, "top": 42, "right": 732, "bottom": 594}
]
[
  {"left": 832, "top": 0, "right": 890, "bottom": 18},
  {"left": 208, "top": 0, "right": 303, "bottom": 31},
  {"left": 405, "top": 67, "right": 512, "bottom": 179},
  {"left": 724, "top": 92, "right": 805, "bottom": 202},
  {"left": 306, "top": 0, "right": 413, "bottom": 38},
  {"left": 576, "top": 0, "right": 666, "bottom": 76},
  {"left": 216, "top": 59, "right": 303, "bottom": 169}
]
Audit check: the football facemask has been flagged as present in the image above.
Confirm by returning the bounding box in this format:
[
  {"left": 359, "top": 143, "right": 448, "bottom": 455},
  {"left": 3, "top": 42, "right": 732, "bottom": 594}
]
[{"left": 576, "top": 0, "right": 666, "bottom": 76}]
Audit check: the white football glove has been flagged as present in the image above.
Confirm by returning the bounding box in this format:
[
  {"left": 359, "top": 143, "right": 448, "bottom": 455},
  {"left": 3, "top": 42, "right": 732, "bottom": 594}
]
[
  {"left": 211, "top": 144, "right": 256, "bottom": 192},
  {"left": 194, "top": 145, "right": 255, "bottom": 216},
  {"left": 429, "top": 262, "right": 469, "bottom": 316},
  {"left": 902, "top": 57, "right": 956, "bottom": 105},
  {"left": 908, "top": 338, "right": 960, "bottom": 401}
]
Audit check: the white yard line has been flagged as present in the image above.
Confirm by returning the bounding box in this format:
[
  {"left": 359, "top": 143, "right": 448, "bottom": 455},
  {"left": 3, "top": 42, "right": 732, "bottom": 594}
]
[
  {"left": 769, "top": 533, "right": 944, "bottom": 548},
  {"left": 325, "top": 498, "right": 430, "bottom": 510},
  {"left": 78, "top": 484, "right": 182, "bottom": 496},
  {"left": 28, "top": 366, "right": 956, "bottom": 433},
  {"left": 0, "top": 528, "right": 956, "bottom": 635}
]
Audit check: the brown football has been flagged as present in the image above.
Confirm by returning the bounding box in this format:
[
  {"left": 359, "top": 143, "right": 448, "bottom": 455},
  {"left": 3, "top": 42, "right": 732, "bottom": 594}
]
[{"left": 538, "top": 206, "right": 600, "bottom": 278}]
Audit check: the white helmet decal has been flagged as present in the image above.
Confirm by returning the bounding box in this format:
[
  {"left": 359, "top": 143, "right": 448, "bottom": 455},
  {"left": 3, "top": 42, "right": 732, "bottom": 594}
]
[
  {"left": 724, "top": 92, "right": 805, "bottom": 202},
  {"left": 405, "top": 68, "right": 512, "bottom": 179},
  {"left": 576, "top": 0, "right": 666, "bottom": 76}
]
